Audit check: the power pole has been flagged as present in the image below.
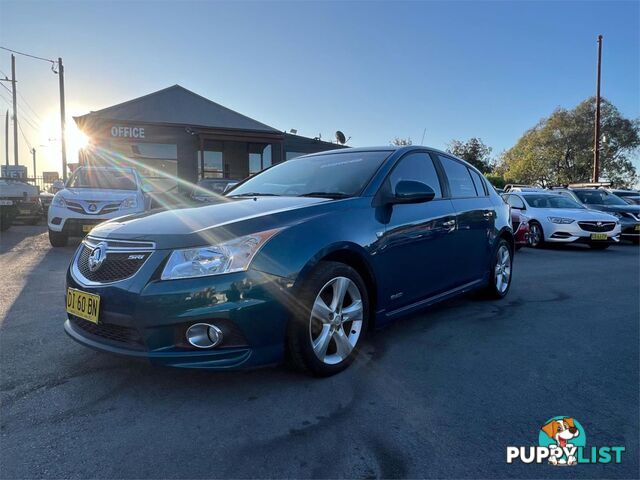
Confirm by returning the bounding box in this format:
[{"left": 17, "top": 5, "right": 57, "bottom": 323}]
[
  {"left": 31, "top": 147, "right": 36, "bottom": 180},
  {"left": 11, "top": 54, "right": 18, "bottom": 166},
  {"left": 4, "top": 110, "right": 8, "bottom": 167},
  {"left": 57, "top": 57, "right": 67, "bottom": 181},
  {"left": 592, "top": 34, "right": 603, "bottom": 183}
]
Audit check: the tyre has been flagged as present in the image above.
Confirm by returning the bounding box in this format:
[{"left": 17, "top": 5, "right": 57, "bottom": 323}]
[
  {"left": 528, "top": 222, "right": 544, "bottom": 248},
  {"left": 589, "top": 243, "right": 610, "bottom": 250},
  {"left": 481, "top": 239, "right": 513, "bottom": 299},
  {"left": 287, "top": 261, "right": 369, "bottom": 377},
  {"left": 48, "top": 229, "right": 68, "bottom": 247}
]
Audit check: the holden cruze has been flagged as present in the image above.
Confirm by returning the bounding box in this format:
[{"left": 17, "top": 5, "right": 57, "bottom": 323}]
[{"left": 64, "top": 146, "right": 514, "bottom": 376}]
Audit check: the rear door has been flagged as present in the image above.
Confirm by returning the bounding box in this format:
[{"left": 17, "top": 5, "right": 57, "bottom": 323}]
[{"left": 435, "top": 154, "right": 495, "bottom": 283}]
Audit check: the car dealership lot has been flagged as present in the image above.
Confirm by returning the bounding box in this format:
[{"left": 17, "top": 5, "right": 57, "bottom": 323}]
[{"left": 1, "top": 226, "right": 638, "bottom": 479}]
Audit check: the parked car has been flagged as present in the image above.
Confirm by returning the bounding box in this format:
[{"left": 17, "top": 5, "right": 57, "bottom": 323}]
[
  {"left": 64, "top": 146, "right": 514, "bottom": 376},
  {"left": 48, "top": 166, "right": 150, "bottom": 247},
  {"left": 0, "top": 178, "right": 42, "bottom": 229},
  {"left": 603, "top": 188, "right": 640, "bottom": 206},
  {"left": 552, "top": 188, "right": 640, "bottom": 244},
  {"left": 502, "top": 191, "right": 620, "bottom": 249},
  {"left": 191, "top": 178, "right": 239, "bottom": 203}
]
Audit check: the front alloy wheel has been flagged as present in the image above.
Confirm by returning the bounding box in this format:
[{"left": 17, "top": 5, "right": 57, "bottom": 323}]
[
  {"left": 309, "top": 276, "right": 364, "bottom": 365},
  {"left": 528, "top": 222, "right": 544, "bottom": 248},
  {"left": 287, "top": 261, "right": 369, "bottom": 376}
]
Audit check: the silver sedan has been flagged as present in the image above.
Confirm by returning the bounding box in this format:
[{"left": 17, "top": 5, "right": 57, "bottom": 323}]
[{"left": 501, "top": 192, "right": 621, "bottom": 250}]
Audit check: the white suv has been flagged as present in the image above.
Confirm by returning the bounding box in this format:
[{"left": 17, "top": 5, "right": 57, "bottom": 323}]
[{"left": 48, "top": 167, "right": 149, "bottom": 247}]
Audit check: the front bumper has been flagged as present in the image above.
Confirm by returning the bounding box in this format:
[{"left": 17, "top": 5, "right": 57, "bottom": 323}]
[
  {"left": 48, "top": 204, "right": 141, "bottom": 235},
  {"left": 64, "top": 250, "right": 292, "bottom": 369},
  {"left": 542, "top": 220, "right": 621, "bottom": 244}
]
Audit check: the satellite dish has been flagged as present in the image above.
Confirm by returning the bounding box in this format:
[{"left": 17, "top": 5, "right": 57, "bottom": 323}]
[{"left": 335, "top": 131, "right": 346, "bottom": 144}]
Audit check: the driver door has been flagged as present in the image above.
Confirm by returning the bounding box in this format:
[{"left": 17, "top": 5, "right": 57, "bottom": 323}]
[{"left": 374, "top": 152, "right": 456, "bottom": 313}]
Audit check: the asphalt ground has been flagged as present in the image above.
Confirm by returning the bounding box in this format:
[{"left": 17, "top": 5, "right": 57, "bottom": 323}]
[{"left": 1, "top": 225, "right": 638, "bottom": 479}]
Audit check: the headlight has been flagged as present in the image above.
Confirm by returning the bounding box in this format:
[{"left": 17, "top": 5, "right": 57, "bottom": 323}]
[
  {"left": 121, "top": 197, "right": 137, "bottom": 209},
  {"left": 52, "top": 195, "right": 66, "bottom": 207},
  {"left": 161, "top": 229, "right": 281, "bottom": 280},
  {"left": 548, "top": 216, "right": 575, "bottom": 224}
]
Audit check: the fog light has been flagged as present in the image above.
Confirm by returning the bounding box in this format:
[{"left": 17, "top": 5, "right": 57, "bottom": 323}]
[{"left": 185, "top": 323, "right": 223, "bottom": 349}]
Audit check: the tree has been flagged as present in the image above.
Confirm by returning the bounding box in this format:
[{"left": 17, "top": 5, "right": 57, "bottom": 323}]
[
  {"left": 446, "top": 138, "right": 493, "bottom": 173},
  {"left": 390, "top": 137, "right": 412, "bottom": 146},
  {"left": 498, "top": 97, "right": 639, "bottom": 187}
]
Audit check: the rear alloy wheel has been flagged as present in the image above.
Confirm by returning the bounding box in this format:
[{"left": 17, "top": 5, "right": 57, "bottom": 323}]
[
  {"left": 287, "top": 261, "right": 368, "bottom": 376},
  {"left": 482, "top": 240, "right": 513, "bottom": 299},
  {"left": 528, "top": 222, "right": 544, "bottom": 248}
]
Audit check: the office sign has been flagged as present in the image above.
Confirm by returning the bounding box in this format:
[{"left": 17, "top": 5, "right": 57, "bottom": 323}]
[{"left": 111, "top": 125, "right": 145, "bottom": 139}]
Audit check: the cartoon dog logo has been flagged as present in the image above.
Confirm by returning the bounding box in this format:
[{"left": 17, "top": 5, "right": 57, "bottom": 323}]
[{"left": 540, "top": 417, "right": 580, "bottom": 465}]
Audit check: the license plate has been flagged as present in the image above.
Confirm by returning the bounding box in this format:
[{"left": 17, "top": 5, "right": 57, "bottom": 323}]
[
  {"left": 591, "top": 233, "right": 608, "bottom": 241},
  {"left": 635, "top": 224, "right": 640, "bottom": 231},
  {"left": 82, "top": 225, "right": 93, "bottom": 233},
  {"left": 66, "top": 288, "right": 100, "bottom": 324},
  {"left": 19, "top": 209, "right": 31, "bottom": 215},
  {"left": 0, "top": 199, "right": 12, "bottom": 206}
]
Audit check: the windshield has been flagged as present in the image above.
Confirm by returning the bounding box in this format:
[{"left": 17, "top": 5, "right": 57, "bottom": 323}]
[
  {"left": 68, "top": 169, "right": 137, "bottom": 191},
  {"left": 523, "top": 194, "right": 584, "bottom": 209},
  {"left": 229, "top": 151, "right": 390, "bottom": 198},
  {"left": 574, "top": 190, "right": 628, "bottom": 206}
]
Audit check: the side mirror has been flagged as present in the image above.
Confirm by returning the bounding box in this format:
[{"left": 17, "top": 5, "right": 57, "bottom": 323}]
[{"left": 392, "top": 181, "right": 436, "bottom": 204}]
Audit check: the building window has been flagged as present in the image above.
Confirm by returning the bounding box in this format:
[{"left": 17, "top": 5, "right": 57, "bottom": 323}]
[
  {"left": 200, "top": 141, "right": 224, "bottom": 178},
  {"left": 248, "top": 143, "right": 273, "bottom": 175},
  {"left": 86, "top": 141, "right": 178, "bottom": 192}
]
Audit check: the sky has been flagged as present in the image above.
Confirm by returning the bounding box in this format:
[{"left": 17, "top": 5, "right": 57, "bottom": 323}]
[{"left": 0, "top": 0, "right": 638, "bottom": 178}]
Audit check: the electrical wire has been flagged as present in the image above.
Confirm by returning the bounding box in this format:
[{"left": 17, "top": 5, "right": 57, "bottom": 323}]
[
  {"left": 16, "top": 119, "right": 33, "bottom": 150},
  {"left": 0, "top": 46, "right": 55, "bottom": 64},
  {"left": 17, "top": 91, "right": 43, "bottom": 123}
]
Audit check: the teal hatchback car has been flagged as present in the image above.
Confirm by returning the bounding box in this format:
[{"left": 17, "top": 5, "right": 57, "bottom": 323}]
[{"left": 65, "top": 146, "right": 513, "bottom": 376}]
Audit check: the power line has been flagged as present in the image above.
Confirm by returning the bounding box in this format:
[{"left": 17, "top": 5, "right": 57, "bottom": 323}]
[
  {"left": 0, "top": 46, "right": 55, "bottom": 64},
  {"left": 16, "top": 119, "right": 32, "bottom": 150},
  {"left": 0, "top": 82, "right": 10, "bottom": 94},
  {"left": 17, "top": 91, "right": 42, "bottom": 123}
]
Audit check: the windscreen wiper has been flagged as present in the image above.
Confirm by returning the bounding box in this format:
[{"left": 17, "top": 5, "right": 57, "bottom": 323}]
[
  {"left": 228, "top": 192, "right": 279, "bottom": 197},
  {"left": 298, "top": 192, "right": 350, "bottom": 199}
]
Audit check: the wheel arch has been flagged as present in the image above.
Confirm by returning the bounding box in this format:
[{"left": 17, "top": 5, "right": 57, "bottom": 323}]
[{"left": 295, "top": 242, "right": 378, "bottom": 328}]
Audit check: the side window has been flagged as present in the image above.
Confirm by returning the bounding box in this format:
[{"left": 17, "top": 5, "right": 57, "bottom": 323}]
[
  {"left": 507, "top": 195, "right": 525, "bottom": 209},
  {"left": 389, "top": 153, "right": 442, "bottom": 199},
  {"left": 438, "top": 155, "right": 477, "bottom": 198},
  {"left": 469, "top": 169, "right": 487, "bottom": 196}
]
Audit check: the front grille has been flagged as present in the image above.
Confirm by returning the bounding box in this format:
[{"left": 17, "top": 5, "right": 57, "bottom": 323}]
[
  {"left": 578, "top": 221, "right": 616, "bottom": 232},
  {"left": 76, "top": 244, "right": 150, "bottom": 283},
  {"left": 70, "top": 316, "right": 144, "bottom": 349}
]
